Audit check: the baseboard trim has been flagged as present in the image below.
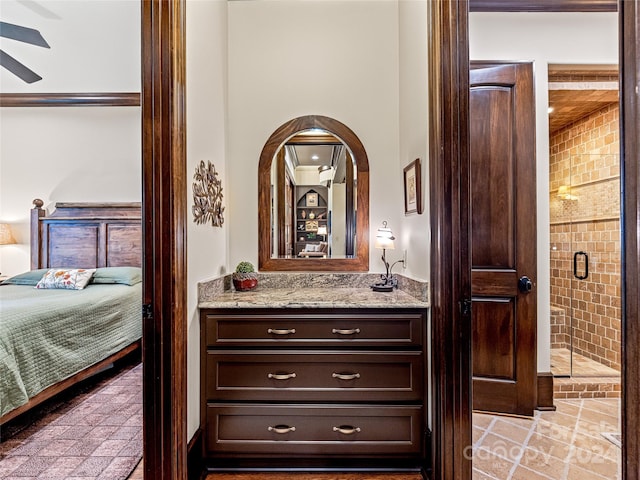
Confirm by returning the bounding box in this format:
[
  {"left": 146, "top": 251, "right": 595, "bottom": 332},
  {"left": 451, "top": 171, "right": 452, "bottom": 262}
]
[
  {"left": 187, "top": 428, "right": 204, "bottom": 480},
  {"left": 537, "top": 372, "right": 556, "bottom": 411}
]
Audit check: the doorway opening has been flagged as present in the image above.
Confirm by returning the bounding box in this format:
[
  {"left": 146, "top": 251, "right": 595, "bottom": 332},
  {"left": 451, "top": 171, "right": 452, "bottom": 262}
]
[
  {"left": 470, "top": 64, "right": 623, "bottom": 480},
  {"left": 548, "top": 65, "right": 621, "bottom": 401}
]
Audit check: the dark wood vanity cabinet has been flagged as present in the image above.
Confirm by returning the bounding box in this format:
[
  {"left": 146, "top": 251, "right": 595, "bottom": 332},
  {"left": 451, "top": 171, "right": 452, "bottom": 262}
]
[{"left": 200, "top": 307, "right": 429, "bottom": 470}]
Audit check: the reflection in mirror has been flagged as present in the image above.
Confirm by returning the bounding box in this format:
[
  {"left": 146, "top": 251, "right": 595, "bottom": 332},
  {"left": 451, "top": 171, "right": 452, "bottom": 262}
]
[
  {"left": 271, "top": 130, "right": 356, "bottom": 259},
  {"left": 258, "top": 115, "right": 369, "bottom": 272}
]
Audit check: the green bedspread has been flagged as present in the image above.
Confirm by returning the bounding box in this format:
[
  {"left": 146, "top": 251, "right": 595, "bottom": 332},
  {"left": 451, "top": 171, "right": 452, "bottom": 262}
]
[{"left": 0, "top": 283, "right": 142, "bottom": 418}]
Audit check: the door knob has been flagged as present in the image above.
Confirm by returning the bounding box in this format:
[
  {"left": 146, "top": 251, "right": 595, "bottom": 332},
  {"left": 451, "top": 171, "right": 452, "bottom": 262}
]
[{"left": 518, "top": 276, "right": 533, "bottom": 293}]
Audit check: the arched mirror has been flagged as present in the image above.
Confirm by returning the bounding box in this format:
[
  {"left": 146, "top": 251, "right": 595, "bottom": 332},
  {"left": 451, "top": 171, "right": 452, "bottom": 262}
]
[{"left": 258, "top": 115, "right": 369, "bottom": 271}]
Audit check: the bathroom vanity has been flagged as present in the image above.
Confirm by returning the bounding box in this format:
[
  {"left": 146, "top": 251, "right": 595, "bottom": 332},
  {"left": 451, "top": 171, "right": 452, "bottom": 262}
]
[{"left": 198, "top": 274, "right": 430, "bottom": 474}]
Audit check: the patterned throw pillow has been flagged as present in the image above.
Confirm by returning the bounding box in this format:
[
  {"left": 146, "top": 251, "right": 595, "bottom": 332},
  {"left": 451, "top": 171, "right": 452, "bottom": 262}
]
[{"left": 35, "top": 268, "right": 97, "bottom": 290}]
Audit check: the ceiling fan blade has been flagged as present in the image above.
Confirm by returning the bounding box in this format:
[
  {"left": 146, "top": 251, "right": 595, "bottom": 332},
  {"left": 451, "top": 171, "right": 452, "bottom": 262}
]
[
  {"left": 17, "top": 0, "right": 62, "bottom": 20},
  {"left": 0, "top": 49, "right": 42, "bottom": 83},
  {"left": 0, "top": 21, "right": 50, "bottom": 48}
]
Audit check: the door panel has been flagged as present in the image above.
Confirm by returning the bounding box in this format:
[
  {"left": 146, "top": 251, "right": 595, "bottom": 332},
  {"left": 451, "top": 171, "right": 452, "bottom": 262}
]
[
  {"left": 470, "top": 63, "right": 537, "bottom": 416},
  {"left": 471, "top": 87, "right": 515, "bottom": 268},
  {"left": 472, "top": 298, "right": 516, "bottom": 380}
]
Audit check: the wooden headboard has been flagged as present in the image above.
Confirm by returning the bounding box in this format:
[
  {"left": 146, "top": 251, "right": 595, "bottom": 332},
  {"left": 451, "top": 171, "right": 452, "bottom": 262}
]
[{"left": 30, "top": 199, "right": 142, "bottom": 270}]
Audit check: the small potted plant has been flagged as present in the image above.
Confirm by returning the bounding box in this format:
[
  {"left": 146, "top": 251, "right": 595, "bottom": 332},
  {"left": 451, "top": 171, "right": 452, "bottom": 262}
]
[{"left": 232, "top": 261, "right": 258, "bottom": 291}]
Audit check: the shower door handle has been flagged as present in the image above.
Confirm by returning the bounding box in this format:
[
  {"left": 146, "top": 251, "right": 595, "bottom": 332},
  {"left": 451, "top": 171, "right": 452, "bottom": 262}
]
[{"left": 573, "top": 251, "right": 589, "bottom": 280}]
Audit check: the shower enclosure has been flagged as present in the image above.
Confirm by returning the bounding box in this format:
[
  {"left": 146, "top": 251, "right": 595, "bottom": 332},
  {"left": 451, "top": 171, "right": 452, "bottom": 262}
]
[{"left": 549, "top": 153, "right": 621, "bottom": 378}]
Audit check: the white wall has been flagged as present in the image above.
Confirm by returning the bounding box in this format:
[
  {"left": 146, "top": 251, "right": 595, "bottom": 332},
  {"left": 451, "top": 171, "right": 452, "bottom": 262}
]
[
  {"left": 0, "top": 1, "right": 139, "bottom": 93},
  {"left": 469, "top": 12, "right": 618, "bottom": 372},
  {"left": 398, "top": 0, "right": 430, "bottom": 428},
  {"left": 227, "top": 0, "right": 401, "bottom": 273},
  {"left": 398, "top": 0, "right": 429, "bottom": 282},
  {"left": 185, "top": 0, "right": 228, "bottom": 440},
  {"left": 0, "top": 0, "right": 141, "bottom": 277}
]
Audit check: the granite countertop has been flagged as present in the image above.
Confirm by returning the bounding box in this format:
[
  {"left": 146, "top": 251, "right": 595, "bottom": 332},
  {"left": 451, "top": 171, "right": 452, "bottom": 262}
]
[
  {"left": 198, "top": 286, "right": 428, "bottom": 309},
  {"left": 198, "top": 273, "right": 430, "bottom": 309}
]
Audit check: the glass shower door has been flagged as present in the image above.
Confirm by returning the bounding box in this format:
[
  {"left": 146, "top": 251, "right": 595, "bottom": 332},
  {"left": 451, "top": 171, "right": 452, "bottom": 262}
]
[{"left": 550, "top": 153, "right": 621, "bottom": 378}]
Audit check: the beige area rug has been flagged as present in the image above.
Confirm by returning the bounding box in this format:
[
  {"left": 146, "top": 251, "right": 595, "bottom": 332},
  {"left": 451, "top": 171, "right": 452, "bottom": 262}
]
[{"left": 0, "top": 362, "right": 142, "bottom": 479}]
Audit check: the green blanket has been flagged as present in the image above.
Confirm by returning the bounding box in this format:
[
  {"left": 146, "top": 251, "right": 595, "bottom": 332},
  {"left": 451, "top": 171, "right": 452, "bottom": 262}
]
[{"left": 0, "top": 283, "right": 142, "bottom": 418}]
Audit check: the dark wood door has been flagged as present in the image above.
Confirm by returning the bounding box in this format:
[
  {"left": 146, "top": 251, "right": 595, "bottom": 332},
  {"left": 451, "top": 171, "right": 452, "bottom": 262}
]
[
  {"left": 470, "top": 63, "right": 537, "bottom": 416},
  {"left": 284, "top": 170, "right": 294, "bottom": 256}
]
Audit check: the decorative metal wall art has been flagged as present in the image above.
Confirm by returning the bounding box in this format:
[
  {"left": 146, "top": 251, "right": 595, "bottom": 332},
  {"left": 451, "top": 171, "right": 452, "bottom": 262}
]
[{"left": 192, "top": 160, "right": 225, "bottom": 227}]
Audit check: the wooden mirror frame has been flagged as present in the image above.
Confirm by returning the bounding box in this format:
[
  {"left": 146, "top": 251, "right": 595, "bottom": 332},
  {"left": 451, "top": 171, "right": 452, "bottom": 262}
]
[{"left": 258, "top": 115, "right": 369, "bottom": 272}]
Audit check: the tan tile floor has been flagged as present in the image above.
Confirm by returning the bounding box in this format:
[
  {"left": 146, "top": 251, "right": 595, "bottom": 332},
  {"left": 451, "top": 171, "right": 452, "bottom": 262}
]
[
  {"left": 551, "top": 348, "right": 620, "bottom": 377},
  {"left": 550, "top": 348, "right": 621, "bottom": 399},
  {"left": 472, "top": 398, "right": 621, "bottom": 480}
]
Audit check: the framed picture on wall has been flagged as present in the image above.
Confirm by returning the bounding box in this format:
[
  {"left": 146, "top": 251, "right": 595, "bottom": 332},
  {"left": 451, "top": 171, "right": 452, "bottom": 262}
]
[
  {"left": 403, "top": 158, "right": 423, "bottom": 215},
  {"left": 306, "top": 192, "right": 318, "bottom": 207}
]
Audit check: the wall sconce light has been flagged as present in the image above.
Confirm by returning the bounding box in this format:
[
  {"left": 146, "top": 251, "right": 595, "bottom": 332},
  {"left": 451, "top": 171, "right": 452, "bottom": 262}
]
[
  {"left": 316, "top": 225, "right": 327, "bottom": 241},
  {"left": 557, "top": 185, "right": 578, "bottom": 201},
  {"left": 0, "top": 223, "right": 16, "bottom": 246},
  {"left": 371, "top": 221, "right": 405, "bottom": 292},
  {"left": 318, "top": 165, "right": 334, "bottom": 187},
  {"left": 0, "top": 223, "right": 16, "bottom": 276}
]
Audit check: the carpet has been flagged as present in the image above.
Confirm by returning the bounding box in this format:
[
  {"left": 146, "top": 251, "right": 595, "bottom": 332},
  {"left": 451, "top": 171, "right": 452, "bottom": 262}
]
[{"left": 0, "top": 362, "right": 142, "bottom": 479}]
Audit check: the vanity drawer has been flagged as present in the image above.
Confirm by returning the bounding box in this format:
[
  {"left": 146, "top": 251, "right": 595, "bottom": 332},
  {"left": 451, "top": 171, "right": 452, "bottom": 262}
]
[
  {"left": 203, "top": 310, "right": 424, "bottom": 348},
  {"left": 205, "top": 404, "right": 423, "bottom": 456},
  {"left": 205, "top": 350, "right": 423, "bottom": 402}
]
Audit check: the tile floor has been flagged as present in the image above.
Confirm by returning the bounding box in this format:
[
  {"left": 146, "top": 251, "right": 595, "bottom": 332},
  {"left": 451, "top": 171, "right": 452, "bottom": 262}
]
[
  {"left": 550, "top": 348, "right": 621, "bottom": 399},
  {"left": 550, "top": 348, "right": 619, "bottom": 377},
  {"left": 472, "top": 398, "right": 621, "bottom": 480}
]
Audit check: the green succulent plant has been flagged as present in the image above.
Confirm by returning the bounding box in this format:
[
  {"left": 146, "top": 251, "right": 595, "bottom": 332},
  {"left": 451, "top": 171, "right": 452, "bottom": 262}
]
[
  {"left": 232, "top": 261, "right": 258, "bottom": 289},
  {"left": 235, "top": 261, "right": 255, "bottom": 274}
]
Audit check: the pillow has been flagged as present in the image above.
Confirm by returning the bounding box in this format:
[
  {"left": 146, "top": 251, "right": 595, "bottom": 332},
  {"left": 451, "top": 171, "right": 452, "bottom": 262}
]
[
  {"left": 1, "top": 268, "right": 50, "bottom": 286},
  {"left": 304, "top": 244, "right": 318, "bottom": 252},
  {"left": 92, "top": 266, "right": 142, "bottom": 286},
  {"left": 35, "top": 268, "right": 96, "bottom": 290}
]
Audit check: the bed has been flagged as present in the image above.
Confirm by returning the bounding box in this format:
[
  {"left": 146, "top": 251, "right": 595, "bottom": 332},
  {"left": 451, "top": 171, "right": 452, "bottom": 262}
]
[{"left": 0, "top": 200, "right": 143, "bottom": 426}]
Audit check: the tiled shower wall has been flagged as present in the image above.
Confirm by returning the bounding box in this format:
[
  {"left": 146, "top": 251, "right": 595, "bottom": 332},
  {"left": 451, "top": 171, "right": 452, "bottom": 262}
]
[{"left": 549, "top": 103, "right": 621, "bottom": 371}]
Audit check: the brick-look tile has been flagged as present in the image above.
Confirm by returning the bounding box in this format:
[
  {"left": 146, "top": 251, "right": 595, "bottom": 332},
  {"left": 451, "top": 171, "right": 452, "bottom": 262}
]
[
  {"left": 550, "top": 103, "right": 621, "bottom": 374},
  {"left": 0, "top": 363, "right": 142, "bottom": 480}
]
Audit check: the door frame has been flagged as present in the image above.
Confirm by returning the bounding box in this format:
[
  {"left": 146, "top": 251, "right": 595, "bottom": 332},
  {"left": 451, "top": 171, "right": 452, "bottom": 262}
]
[
  {"left": 427, "top": 2, "right": 471, "bottom": 478},
  {"left": 429, "top": 0, "right": 640, "bottom": 479},
  {"left": 141, "top": 1, "right": 188, "bottom": 479},
  {"left": 620, "top": 3, "right": 640, "bottom": 478}
]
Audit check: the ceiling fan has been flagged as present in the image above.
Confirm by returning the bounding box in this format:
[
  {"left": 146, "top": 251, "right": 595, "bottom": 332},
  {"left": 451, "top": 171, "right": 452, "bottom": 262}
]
[{"left": 0, "top": 21, "right": 50, "bottom": 83}]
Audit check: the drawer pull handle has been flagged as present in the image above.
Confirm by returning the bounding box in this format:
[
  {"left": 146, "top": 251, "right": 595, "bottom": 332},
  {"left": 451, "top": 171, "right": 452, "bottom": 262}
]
[
  {"left": 267, "top": 328, "right": 296, "bottom": 335},
  {"left": 268, "top": 372, "right": 297, "bottom": 380},
  {"left": 332, "top": 328, "right": 361, "bottom": 335},
  {"left": 333, "top": 426, "right": 361, "bottom": 435},
  {"left": 332, "top": 372, "right": 361, "bottom": 380},
  {"left": 268, "top": 425, "right": 296, "bottom": 434}
]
